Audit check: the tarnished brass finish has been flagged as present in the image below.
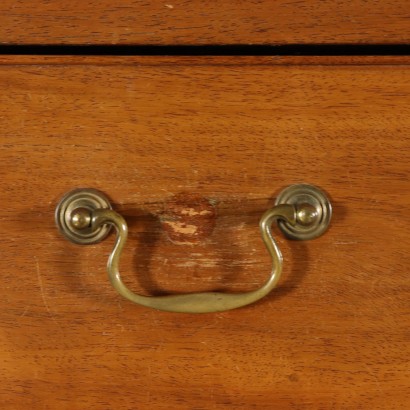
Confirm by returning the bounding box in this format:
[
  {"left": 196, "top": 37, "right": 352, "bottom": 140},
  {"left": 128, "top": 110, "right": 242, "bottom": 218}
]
[
  {"left": 56, "top": 185, "right": 332, "bottom": 313},
  {"left": 55, "top": 188, "right": 112, "bottom": 244},
  {"left": 70, "top": 207, "right": 92, "bottom": 230},
  {"left": 274, "top": 184, "right": 332, "bottom": 240},
  {"left": 90, "top": 204, "right": 296, "bottom": 313}
]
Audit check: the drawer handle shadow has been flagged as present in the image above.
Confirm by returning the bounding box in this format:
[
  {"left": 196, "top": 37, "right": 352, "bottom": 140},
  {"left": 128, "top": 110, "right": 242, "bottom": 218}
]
[{"left": 55, "top": 184, "right": 331, "bottom": 313}]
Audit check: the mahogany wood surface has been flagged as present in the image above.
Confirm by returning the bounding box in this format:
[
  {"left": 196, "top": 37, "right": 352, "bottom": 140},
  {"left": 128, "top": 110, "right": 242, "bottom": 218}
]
[
  {"left": 0, "top": 0, "right": 409, "bottom": 45},
  {"left": 0, "top": 58, "right": 409, "bottom": 409}
]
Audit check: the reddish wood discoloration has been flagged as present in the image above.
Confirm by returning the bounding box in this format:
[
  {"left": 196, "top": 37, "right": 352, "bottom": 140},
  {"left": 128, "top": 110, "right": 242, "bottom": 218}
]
[{"left": 161, "top": 193, "right": 216, "bottom": 245}]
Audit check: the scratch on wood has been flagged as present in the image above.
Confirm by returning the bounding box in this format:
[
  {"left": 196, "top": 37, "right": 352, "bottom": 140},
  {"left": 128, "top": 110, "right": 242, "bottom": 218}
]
[
  {"left": 146, "top": 364, "right": 153, "bottom": 402},
  {"left": 19, "top": 306, "right": 29, "bottom": 317},
  {"left": 365, "top": 364, "right": 381, "bottom": 388},
  {"left": 35, "top": 256, "right": 60, "bottom": 327}
]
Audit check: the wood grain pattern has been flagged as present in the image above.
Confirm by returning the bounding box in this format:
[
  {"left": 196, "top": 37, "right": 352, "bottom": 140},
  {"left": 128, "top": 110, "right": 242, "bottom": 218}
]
[
  {"left": 0, "top": 0, "right": 409, "bottom": 45},
  {"left": 0, "top": 59, "right": 409, "bottom": 409}
]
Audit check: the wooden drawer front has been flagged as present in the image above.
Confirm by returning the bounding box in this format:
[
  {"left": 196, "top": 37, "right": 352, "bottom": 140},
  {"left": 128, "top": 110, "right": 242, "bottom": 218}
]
[
  {"left": 0, "top": 1, "right": 409, "bottom": 45},
  {"left": 0, "top": 58, "right": 409, "bottom": 409}
]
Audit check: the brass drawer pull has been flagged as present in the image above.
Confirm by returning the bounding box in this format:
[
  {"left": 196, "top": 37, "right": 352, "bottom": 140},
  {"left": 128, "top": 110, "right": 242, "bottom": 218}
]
[{"left": 55, "top": 184, "right": 331, "bottom": 313}]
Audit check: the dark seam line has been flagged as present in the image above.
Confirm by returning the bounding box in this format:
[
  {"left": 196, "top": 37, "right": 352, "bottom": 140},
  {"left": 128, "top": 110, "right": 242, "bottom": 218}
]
[{"left": 0, "top": 44, "right": 409, "bottom": 56}]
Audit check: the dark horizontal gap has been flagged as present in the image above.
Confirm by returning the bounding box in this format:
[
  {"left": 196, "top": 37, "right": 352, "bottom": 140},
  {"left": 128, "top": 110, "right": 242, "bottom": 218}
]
[{"left": 0, "top": 44, "right": 409, "bottom": 56}]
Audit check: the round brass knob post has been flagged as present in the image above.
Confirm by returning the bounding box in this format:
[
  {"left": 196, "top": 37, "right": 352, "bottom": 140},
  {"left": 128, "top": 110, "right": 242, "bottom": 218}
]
[{"left": 70, "top": 207, "right": 92, "bottom": 230}]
